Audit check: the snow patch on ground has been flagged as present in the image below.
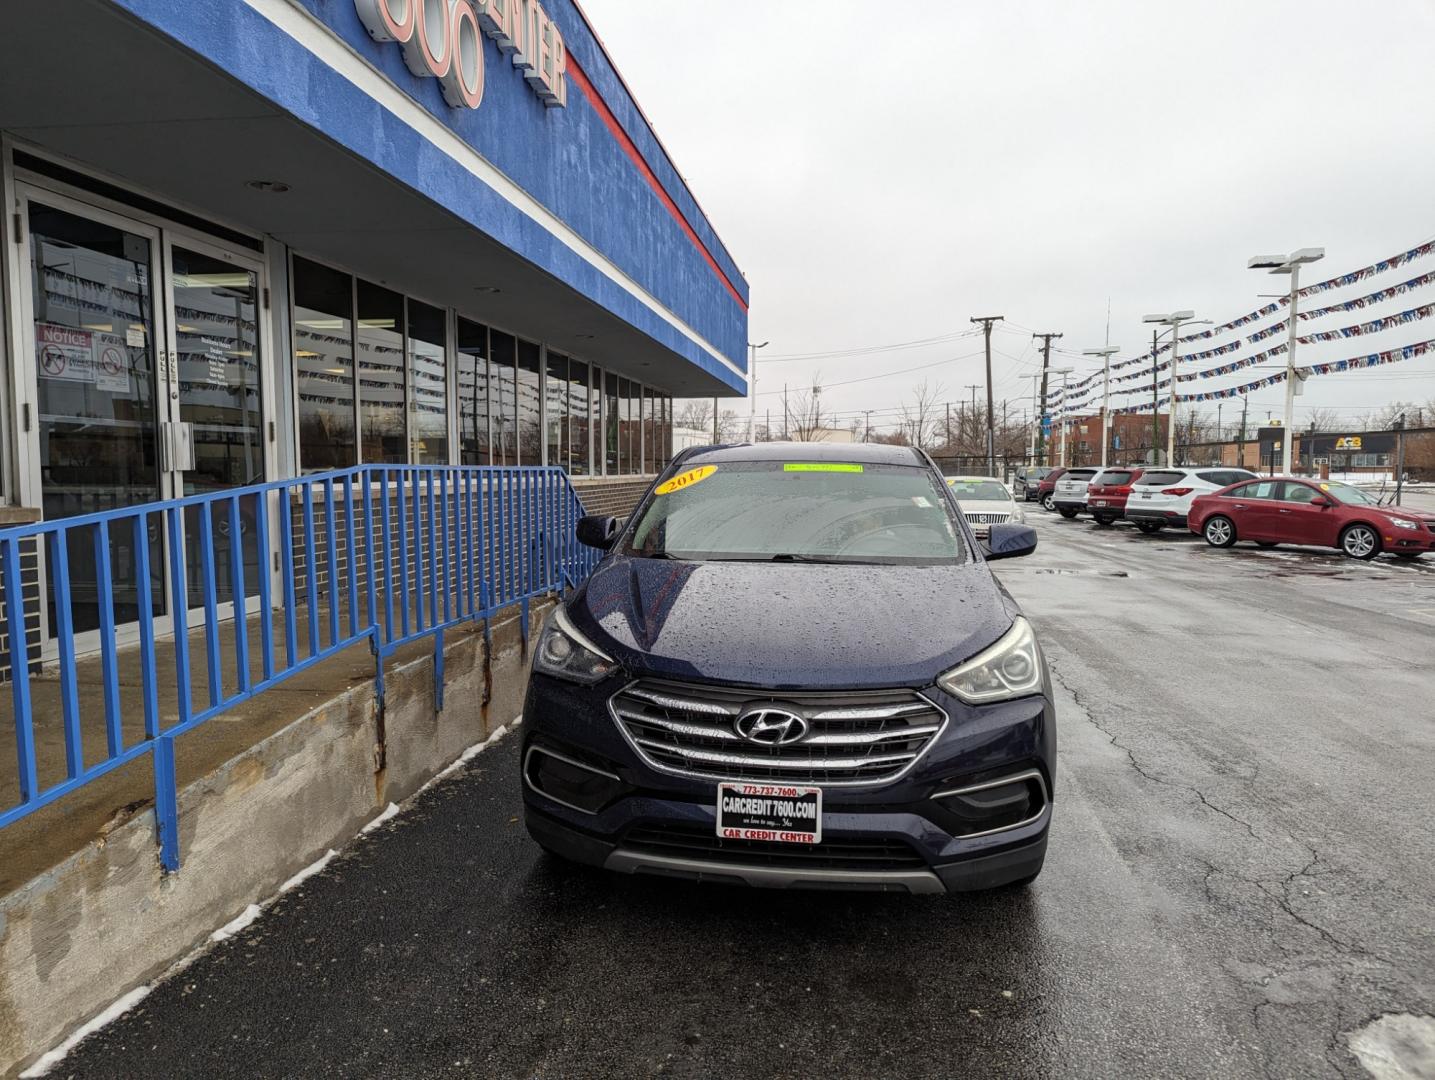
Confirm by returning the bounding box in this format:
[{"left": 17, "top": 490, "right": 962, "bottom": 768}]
[
  {"left": 360, "top": 802, "right": 401, "bottom": 834},
  {"left": 19, "top": 987, "right": 151, "bottom": 1078},
  {"left": 279, "top": 848, "right": 338, "bottom": 894},
  {"left": 19, "top": 718, "right": 522, "bottom": 1075},
  {"left": 1347, "top": 1013, "right": 1435, "bottom": 1079},
  {"left": 210, "top": 904, "right": 262, "bottom": 943}
]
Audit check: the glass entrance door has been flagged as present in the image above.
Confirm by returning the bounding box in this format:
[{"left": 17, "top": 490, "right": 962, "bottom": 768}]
[
  {"left": 15, "top": 187, "right": 272, "bottom": 649},
  {"left": 24, "top": 199, "right": 166, "bottom": 634},
  {"left": 166, "top": 243, "right": 267, "bottom": 609}
]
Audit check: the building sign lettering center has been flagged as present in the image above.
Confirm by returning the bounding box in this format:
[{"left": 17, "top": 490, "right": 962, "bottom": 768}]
[{"left": 355, "top": 0, "right": 567, "bottom": 110}]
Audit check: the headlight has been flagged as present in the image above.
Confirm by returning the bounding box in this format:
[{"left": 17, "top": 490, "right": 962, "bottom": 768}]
[
  {"left": 1390, "top": 518, "right": 1418, "bottom": 530},
  {"left": 533, "top": 606, "right": 617, "bottom": 685},
  {"left": 937, "top": 617, "right": 1044, "bottom": 704}
]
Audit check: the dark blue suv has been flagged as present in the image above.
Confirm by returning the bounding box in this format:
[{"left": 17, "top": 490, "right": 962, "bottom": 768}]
[{"left": 520, "top": 443, "right": 1054, "bottom": 894}]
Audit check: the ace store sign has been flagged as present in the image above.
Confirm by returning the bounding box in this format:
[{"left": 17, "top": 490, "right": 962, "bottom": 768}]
[{"left": 355, "top": 0, "right": 568, "bottom": 110}]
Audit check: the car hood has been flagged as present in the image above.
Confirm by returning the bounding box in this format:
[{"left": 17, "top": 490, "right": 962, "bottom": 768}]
[
  {"left": 956, "top": 500, "right": 1017, "bottom": 515},
  {"left": 571, "top": 554, "right": 1014, "bottom": 690}
]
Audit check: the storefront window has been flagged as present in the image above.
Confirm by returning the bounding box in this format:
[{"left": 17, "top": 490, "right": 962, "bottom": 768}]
[
  {"left": 457, "top": 318, "right": 490, "bottom": 465},
  {"left": 407, "top": 299, "right": 447, "bottom": 464},
  {"left": 545, "top": 351, "right": 567, "bottom": 469},
  {"left": 604, "top": 372, "right": 620, "bottom": 473},
  {"left": 490, "top": 331, "right": 517, "bottom": 466},
  {"left": 568, "top": 360, "right": 591, "bottom": 475},
  {"left": 356, "top": 280, "right": 404, "bottom": 464},
  {"left": 642, "top": 389, "right": 655, "bottom": 473},
  {"left": 516, "top": 339, "right": 542, "bottom": 465},
  {"left": 617, "top": 378, "right": 633, "bottom": 474},
  {"left": 294, "top": 257, "right": 355, "bottom": 471}
]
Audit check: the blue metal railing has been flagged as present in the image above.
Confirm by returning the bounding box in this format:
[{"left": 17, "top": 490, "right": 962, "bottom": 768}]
[{"left": 0, "top": 465, "right": 600, "bottom": 870}]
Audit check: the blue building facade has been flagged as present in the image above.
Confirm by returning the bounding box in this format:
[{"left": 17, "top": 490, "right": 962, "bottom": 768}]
[{"left": 0, "top": 0, "right": 748, "bottom": 536}]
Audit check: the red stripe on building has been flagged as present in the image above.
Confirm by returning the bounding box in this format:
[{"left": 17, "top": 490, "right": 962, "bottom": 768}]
[{"left": 565, "top": 56, "right": 748, "bottom": 313}]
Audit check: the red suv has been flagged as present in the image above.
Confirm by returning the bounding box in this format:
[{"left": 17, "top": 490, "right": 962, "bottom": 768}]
[
  {"left": 1086, "top": 467, "right": 1146, "bottom": 526},
  {"left": 1189, "top": 477, "right": 1435, "bottom": 560},
  {"left": 1034, "top": 468, "right": 1067, "bottom": 512}
]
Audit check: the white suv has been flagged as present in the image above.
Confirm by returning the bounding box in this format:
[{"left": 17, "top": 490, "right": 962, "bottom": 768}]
[
  {"left": 1125, "top": 467, "right": 1258, "bottom": 534},
  {"left": 1052, "top": 467, "right": 1100, "bottom": 518}
]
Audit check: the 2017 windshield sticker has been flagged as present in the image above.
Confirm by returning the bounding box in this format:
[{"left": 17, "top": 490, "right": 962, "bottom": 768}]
[
  {"left": 782, "top": 463, "right": 864, "bottom": 473},
  {"left": 655, "top": 465, "right": 717, "bottom": 495}
]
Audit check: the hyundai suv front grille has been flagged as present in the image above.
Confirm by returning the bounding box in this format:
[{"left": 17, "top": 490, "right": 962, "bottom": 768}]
[{"left": 608, "top": 679, "right": 947, "bottom": 786}]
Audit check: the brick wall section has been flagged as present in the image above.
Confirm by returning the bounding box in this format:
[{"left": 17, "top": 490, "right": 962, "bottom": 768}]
[{"left": 571, "top": 477, "right": 653, "bottom": 519}]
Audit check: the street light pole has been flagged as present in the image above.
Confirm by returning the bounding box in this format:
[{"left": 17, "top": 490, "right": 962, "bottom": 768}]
[
  {"left": 746, "top": 340, "right": 768, "bottom": 443},
  {"left": 1143, "top": 310, "right": 1196, "bottom": 465},
  {"left": 1027, "top": 373, "right": 1041, "bottom": 464},
  {"left": 1248, "top": 248, "right": 1324, "bottom": 473},
  {"left": 1082, "top": 346, "right": 1120, "bottom": 468},
  {"left": 970, "top": 315, "right": 1004, "bottom": 475},
  {"left": 1050, "top": 367, "right": 1074, "bottom": 467}
]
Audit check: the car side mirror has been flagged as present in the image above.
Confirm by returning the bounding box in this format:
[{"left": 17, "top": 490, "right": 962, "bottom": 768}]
[
  {"left": 984, "top": 523, "right": 1038, "bottom": 561},
  {"left": 1309, "top": 496, "right": 1331, "bottom": 508},
  {"left": 576, "top": 514, "right": 620, "bottom": 550}
]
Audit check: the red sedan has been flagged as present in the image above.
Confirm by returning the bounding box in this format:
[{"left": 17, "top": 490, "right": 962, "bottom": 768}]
[{"left": 1188, "top": 477, "right": 1435, "bottom": 560}]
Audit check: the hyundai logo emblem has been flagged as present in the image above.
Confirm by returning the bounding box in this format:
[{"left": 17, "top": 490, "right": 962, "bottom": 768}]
[{"left": 734, "top": 707, "right": 809, "bottom": 746}]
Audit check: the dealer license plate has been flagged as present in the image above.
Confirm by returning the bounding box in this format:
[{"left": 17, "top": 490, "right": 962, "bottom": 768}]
[
  {"left": 716, "top": 782, "right": 822, "bottom": 844},
  {"left": 1093, "top": 499, "right": 1108, "bottom": 507}
]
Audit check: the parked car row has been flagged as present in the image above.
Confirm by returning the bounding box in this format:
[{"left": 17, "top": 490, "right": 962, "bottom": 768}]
[{"left": 1037, "top": 464, "right": 1435, "bottom": 560}]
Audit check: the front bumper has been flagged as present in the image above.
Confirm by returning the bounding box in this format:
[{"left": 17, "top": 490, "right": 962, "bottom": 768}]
[{"left": 520, "top": 673, "right": 1056, "bottom": 895}]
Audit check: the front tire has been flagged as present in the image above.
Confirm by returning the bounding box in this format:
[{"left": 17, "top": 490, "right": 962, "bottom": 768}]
[
  {"left": 1203, "top": 515, "right": 1237, "bottom": 548},
  {"left": 1340, "top": 524, "right": 1380, "bottom": 560},
  {"left": 1058, "top": 506, "right": 1079, "bottom": 519},
  {"left": 1041, "top": 493, "right": 1056, "bottom": 512}
]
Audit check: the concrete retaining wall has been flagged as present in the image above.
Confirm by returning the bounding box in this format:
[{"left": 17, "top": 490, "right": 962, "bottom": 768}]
[{"left": 0, "top": 599, "right": 551, "bottom": 1078}]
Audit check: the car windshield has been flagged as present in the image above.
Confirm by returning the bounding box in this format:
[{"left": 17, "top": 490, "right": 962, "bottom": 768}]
[
  {"left": 626, "top": 460, "right": 968, "bottom": 564},
  {"left": 1319, "top": 480, "right": 1380, "bottom": 506},
  {"left": 946, "top": 479, "right": 1009, "bottom": 501}
]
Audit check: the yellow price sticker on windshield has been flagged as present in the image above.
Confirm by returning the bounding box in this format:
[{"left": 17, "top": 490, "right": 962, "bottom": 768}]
[
  {"left": 655, "top": 465, "right": 717, "bottom": 495},
  {"left": 783, "top": 463, "right": 864, "bottom": 473}
]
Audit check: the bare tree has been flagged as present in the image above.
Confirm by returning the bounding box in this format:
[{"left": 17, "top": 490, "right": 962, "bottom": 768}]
[
  {"left": 899, "top": 379, "right": 947, "bottom": 451},
  {"left": 1304, "top": 407, "right": 1340, "bottom": 433},
  {"left": 676, "top": 399, "right": 712, "bottom": 434},
  {"left": 786, "top": 373, "right": 828, "bottom": 440}
]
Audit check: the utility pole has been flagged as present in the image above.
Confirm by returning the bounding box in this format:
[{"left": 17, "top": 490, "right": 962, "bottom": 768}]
[
  {"left": 970, "top": 315, "right": 1004, "bottom": 475},
  {"left": 712, "top": 397, "right": 719, "bottom": 443},
  {"left": 783, "top": 384, "right": 789, "bottom": 440},
  {"left": 863, "top": 410, "right": 872, "bottom": 442},
  {"left": 1032, "top": 332, "right": 1062, "bottom": 466},
  {"left": 764, "top": 408, "right": 770, "bottom": 442},
  {"left": 945, "top": 402, "right": 951, "bottom": 451}
]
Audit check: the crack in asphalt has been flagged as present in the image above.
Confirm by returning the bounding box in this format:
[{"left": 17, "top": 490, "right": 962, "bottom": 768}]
[{"left": 1047, "top": 650, "right": 1408, "bottom": 1079}]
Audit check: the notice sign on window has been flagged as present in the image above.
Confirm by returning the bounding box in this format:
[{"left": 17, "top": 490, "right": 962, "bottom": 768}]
[{"left": 36, "top": 323, "right": 132, "bottom": 393}]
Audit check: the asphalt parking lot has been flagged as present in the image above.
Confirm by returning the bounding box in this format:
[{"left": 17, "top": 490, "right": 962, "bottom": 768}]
[{"left": 58, "top": 511, "right": 1435, "bottom": 1079}]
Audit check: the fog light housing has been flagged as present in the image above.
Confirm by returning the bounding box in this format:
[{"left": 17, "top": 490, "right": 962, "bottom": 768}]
[
  {"left": 523, "top": 745, "right": 627, "bottom": 815},
  {"left": 929, "top": 770, "right": 1048, "bottom": 837}
]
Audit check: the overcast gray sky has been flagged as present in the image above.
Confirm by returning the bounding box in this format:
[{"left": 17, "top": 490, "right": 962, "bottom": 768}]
[{"left": 581, "top": 0, "right": 1435, "bottom": 435}]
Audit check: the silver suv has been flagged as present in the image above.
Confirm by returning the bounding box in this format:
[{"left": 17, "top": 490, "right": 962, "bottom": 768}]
[
  {"left": 1125, "top": 467, "right": 1257, "bottom": 533},
  {"left": 1052, "top": 468, "right": 1099, "bottom": 518}
]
